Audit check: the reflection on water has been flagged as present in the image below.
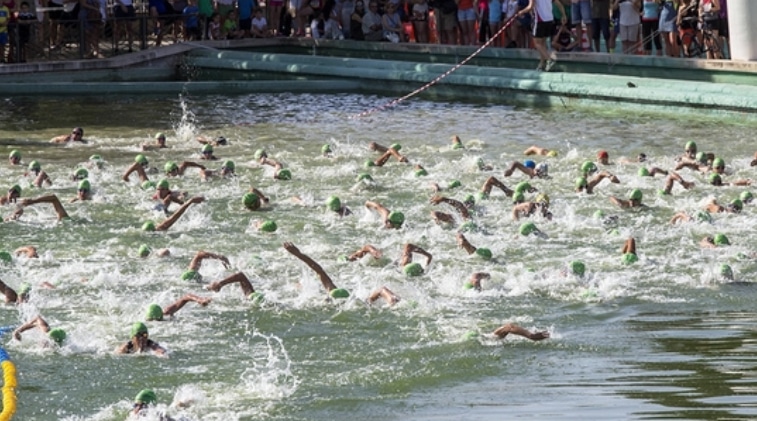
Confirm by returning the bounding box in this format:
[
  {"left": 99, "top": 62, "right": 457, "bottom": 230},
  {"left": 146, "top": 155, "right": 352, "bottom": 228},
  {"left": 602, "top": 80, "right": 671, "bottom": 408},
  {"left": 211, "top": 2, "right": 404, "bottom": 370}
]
[{"left": 0, "top": 93, "right": 756, "bottom": 420}]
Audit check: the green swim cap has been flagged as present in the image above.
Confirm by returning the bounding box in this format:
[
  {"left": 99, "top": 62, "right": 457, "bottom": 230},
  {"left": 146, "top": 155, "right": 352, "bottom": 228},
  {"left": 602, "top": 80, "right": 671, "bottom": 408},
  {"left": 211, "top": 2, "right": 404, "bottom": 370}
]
[
  {"left": 448, "top": 180, "right": 461, "bottom": 189},
  {"left": 622, "top": 253, "right": 638, "bottom": 265},
  {"left": 0, "top": 251, "right": 11, "bottom": 263},
  {"left": 243, "top": 193, "right": 260, "bottom": 209},
  {"left": 709, "top": 173, "right": 722, "bottom": 185},
  {"left": 321, "top": 144, "right": 332, "bottom": 154},
  {"left": 570, "top": 261, "right": 585, "bottom": 276},
  {"left": 695, "top": 152, "right": 707, "bottom": 164},
  {"left": 696, "top": 211, "right": 712, "bottom": 223},
  {"left": 10, "top": 184, "right": 21, "bottom": 195},
  {"left": 593, "top": 209, "right": 605, "bottom": 219},
  {"left": 547, "top": 150, "right": 558, "bottom": 157},
  {"left": 712, "top": 157, "right": 725, "bottom": 168},
  {"left": 18, "top": 282, "right": 31, "bottom": 296},
  {"left": 8, "top": 149, "right": 20, "bottom": 159},
  {"left": 134, "top": 389, "right": 157, "bottom": 405},
  {"left": 415, "top": 168, "right": 428, "bottom": 177},
  {"left": 464, "top": 194, "right": 475, "bottom": 206},
  {"left": 403, "top": 262, "right": 424, "bottom": 276},
  {"left": 657, "top": 189, "right": 670, "bottom": 196},
  {"left": 156, "top": 179, "right": 169, "bottom": 190},
  {"left": 259, "top": 220, "right": 278, "bottom": 232},
  {"left": 138, "top": 244, "right": 151, "bottom": 258},
  {"left": 519, "top": 222, "right": 538, "bottom": 236},
  {"left": 135, "top": 154, "right": 148, "bottom": 166},
  {"left": 512, "top": 191, "right": 525, "bottom": 203},
  {"left": 730, "top": 198, "right": 744, "bottom": 212},
  {"left": 638, "top": 167, "right": 650, "bottom": 177},
  {"left": 476, "top": 158, "right": 486, "bottom": 170},
  {"left": 629, "top": 189, "right": 643, "bottom": 201},
  {"left": 714, "top": 233, "right": 730, "bottom": 246},
  {"left": 155, "top": 132, "right": 165, "bottom": 140},
  {"left": 685, "top": 141, "right": 697, "bottom": 151},
  {"left": 720, "top": 264, "right": 734, "bottom": 280},
  {"left": 364, "top": 159, "right": 376, "bottom": 168},
  {"left": 74, "top": 168, "right": 89, "bottom": 179},
  {"left": 475, "top": 191, "right": 489, "bottom": 202},
  {"left": 475, "top": 247, "right": 492, "bottom": 260},
  {"left": 201, "top": 144, "right": 213, "bottom": 153},
  {"left": 48, "top": 328, "right": 66, "bottom": 346},
  {"left": 77, "top": 179, "right": 90, "bottom": 191},
  {"left": 514, "top": 181, "right": 531, "bottom": 194},
  {"left": 581, "top": 161, "right": 597, "bottom": 174},
  {"left": 329, "top": 288, "right": 350, "bottom": 299},
  {"left": 740, "top": 191, "right": 753, "bottom": 203},
  {"left": 89, "top": 154, "right": 102, "bottom": 161},
  {"left": 459, "top": 221, "right": 478, "bottom": 232},
  {"left": 356, "top": 173, "right": 373, "bottom": 182},
  {"left": 276, "top": 169, "right": 292, "bottom": 180},
  {"left": 142, "top": 221, "right": 156, "bottom": 232},
  {"left": 181, "top": 270, "right": 199, "bottom": 281},
  {"left": 141, "top": 181, "right": 156, "bottom": 190},
  {"left": 131, "top": 322, "right": 148, "bottom": 337},
  {"left": 575, "top": 177, "right": 588, "bottom": 189},
  {"left": 222, "top": 160, "right": 235, "bottom": 171},
  {"left": 387, "top": 211, "right": 405, "bottom": 227},
  {"left": 389, "top": 143, "right": 402, "bottom": 151},
  {"left": 164, "top": 161, "right": 178, "bottom": 174},
  {"left": 28, "top": 160, "right": 40, "bottom": 172},
  {"left": 248, "top": 291, "right": 265, "bottom": 303},
  {"left": 462, "top": 331, "right": 479, "bottom": 341},
  {"left": 326, "top": 196, "right": 342, "bottom": 212},
  {"left": 463, "top": 281, "right": 475, "bottom": 290},
  {"left": 452, "top": 142, "right": 464, "bottom": 150},
  {"left": 145, "top": 304, "right": 164, "bottom": 321},
  {"left": 254, "top": 149, "right": 267, "bottom": 160}
]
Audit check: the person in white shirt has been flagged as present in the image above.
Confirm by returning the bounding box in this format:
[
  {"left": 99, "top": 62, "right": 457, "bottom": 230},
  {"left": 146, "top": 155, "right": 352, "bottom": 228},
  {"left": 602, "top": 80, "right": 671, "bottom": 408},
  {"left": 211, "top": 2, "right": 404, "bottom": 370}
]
[{"left": 613, "top": 0, "right": 640, "bottom": 54}]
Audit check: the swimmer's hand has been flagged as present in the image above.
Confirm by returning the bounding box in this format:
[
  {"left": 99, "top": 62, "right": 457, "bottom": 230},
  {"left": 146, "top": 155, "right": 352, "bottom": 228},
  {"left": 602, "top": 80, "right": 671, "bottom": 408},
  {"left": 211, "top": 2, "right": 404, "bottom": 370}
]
[
  {"left": 429, "top": 195, "right": 444, "bottom": 205},
  {"left": 205, "top": 282, "right": 222, "bottom": 292},
  {"left": 530, "top": 331, "right": 550, "bottom": 341},
  {"left": 188, "top": 196, "right": 206, "bottom": 204},
  {"left": 282, "top": 242, "right": 300, "bottom": 255}
]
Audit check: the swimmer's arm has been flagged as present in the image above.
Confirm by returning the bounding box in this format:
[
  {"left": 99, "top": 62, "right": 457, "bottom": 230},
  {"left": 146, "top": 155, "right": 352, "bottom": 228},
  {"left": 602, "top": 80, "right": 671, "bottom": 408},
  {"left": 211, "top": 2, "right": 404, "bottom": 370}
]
[
  {"left": 368, "top": 142, "right": 388, "bottom": 153},
  {"left": 407, "top": 243, "right": 433, "bottom": 266},
  {"left": 149, "top": 341, "right": 167, "bottom": 356},
  {"left": 13, "top": 315, "right": 50, "bottom": 340},
  {"left": 21, "top": 195, "right": 69, "bottom": 220},
  {"left": 368, "top": 286, "right": 400, "bottom": 306},
  {"left": 609, "top": 196, "right": 630, "bottom": 209},
  {"left": 4, "top": 207, "right": 23, "bottom": 222},
  {"left": 511, "top": 203, "right": 530, "bottom": 221},
  {"left": 700, "top": 236, "right": 716, "bottom": 249},
  {"left": 442, "top": 197, "right": 470, "bottom": 219},
  {"left": 34, "top": 172, "right": 52, "bottom": 187},
  {"left": 156, "top": 197, "right": 204, "bottom": 231},
  {"left": 455, "top": 233, "right": 477, "bottom": 255},
  {"left": 283, "top": 242, "right": 339, "bottom": 292},
  {"left": 14, "top": 246, "right": 38, "bottom": 258},
  {"left": 179, "top": 161, "right": 206, "bottom": 175},
  {"left": 189, "top": 250, "right": 230, "bottom": 270},
  {"left": 50, "top": 135, "right": 70, "bottom": 144},
  {"left": 493, "top": 323, "right": 550, "bottom": 341},
  {"left": 122, "top": 163, "right": 149, "bottom": 183},
  {"left": 430, "top": 211, "right": 455, "bottom": 225},
  {"left": 364, "top": 201, "right": 390, "bottom": 220},
  {"left": 162, "top": 294, "right": 211, "bottom": 317},
  {"left": 250, "top": 188, "right": 269, "bottom": 203},
  {"left": 0, "top": 279, "right": 17, "bottom": 304}
]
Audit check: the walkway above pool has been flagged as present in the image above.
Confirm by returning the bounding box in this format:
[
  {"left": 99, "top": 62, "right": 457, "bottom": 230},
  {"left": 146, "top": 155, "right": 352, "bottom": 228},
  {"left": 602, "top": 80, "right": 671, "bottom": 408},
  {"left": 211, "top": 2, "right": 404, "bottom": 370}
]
[{"left": 2, "top": 38, "right": 757, "bottom": 116}]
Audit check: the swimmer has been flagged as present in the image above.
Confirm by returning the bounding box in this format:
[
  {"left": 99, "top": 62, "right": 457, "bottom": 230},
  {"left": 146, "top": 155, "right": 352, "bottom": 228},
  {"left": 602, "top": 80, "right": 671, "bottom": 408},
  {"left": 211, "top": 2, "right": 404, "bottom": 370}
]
[
  {"left": 430, "top": 180, "right": 463, "bottom": 193},
  {"left": 707, "top": 173, "right": 751, "bottom": 187},
  {"left": 132, "top": 389, "right": 176, "bottom": 420},
  {"left": 597, "top": 150, "right": 611, "bottom": 165},
  {"left": 480, "top": 176, "right": 514, "bottom": 198},
  {"left": 750, "top": 152, "right": 757, "bottom": 167},
  {"left": 200, "top": 160, "right": 236, "bottom": 181},
  {"left": 675, "top": 152, "right": 714, "bottom": 173},
  {"left": 451, "top": 135, "right": 464, "bottom": 150},
  {"left": 660, "top": 172, "right": 695, "bottom": 195},
  {"left": 142, "top": 196, "right": 206, "bottom": 232},
  {"left": 703, "top": 198, "right": 742, "bottom": 214},
  {"left": 14, "top": 246, "right": 38, "bottom": 258},
  {"left": 142, "top": 133, "right": 167, "bottom": 151},
  {"left": 503, "top": 160, "right": 549, "bottom": 179},
  {"left": 636, "top": 165, "right": 668, "bottom": 177},
  {"left": 576, "top": 170, "right": 620, "bottom": 194},
  {"left": 621, "top": 237, "right": 638, "bottom": 263},
  {"left": 137, "top": 244, "right": 171, "bottom": 258},
  {"left": 116, "top": 322, "right": 167, "bottom": 356},
  {"left": 0, "top": 184, "right": 21, "bottom": 205},
  {"left": 677, "top": 141, "right": 707, "bottom": 162},
  {"left": 373, "top": 147, "right": 408, "bottom": 166},
  {"left": 523, "top": 145, "right": 558, "bottom": 157},
  {"left": 144, "top": 294, "right": 212, "bottom": 321},
  {"left": 700, "top": 233, "right": 730, "bottom": 248},
  {"left": 69, "top": 179, "right": 92, "bottom": 202},
  {"left": 609, "top": 189, "right": 644, "bottom": 209},
  {"left": 368, "top": 286, "right": 400, "bottom": 306},
  {"left": 345, "top": 244, "right": 383, "bottom": 261},
  {"left": 399, "top": 243, "right": 433, "bottom": 272},
  {"left": 618, "top": 153, "right": 648, "bottom": 164},
  {"left": 464, "top": 272, "right": 490, "bottom": 291},
  {"left": 492, "top": 323, "right": 550, "bottom": 341},
  {"left": 456, "top": 232, "right": 493, "bottom": 260},
  {"left": 0, "top": 279, "right": 30, "bottom": 303},
  {"left": 512, "top": 193, "right": 552, "bottom": 221},
  {"left": 25, "top": 161, "right": 52, "bottom": 187},
  {"left": 259, "top": 157, "right": 292, "bottom": 180},
  {"left": 8, "top": 149, "right": 21, "bottom": 166},
  {"left": 429, "top": 195, "right": 471, "bottom": 220},
  {"left": 365, "top": 200, "right": 405, "bottom": 229},
  {"left": 367, "top": 141, "right": 401, "bottom": 154},
  {"left": 243, "top": 188, "right": 270, "bottom": 211},
  {"left": 13, "top": 194, "right": 70, "bottom": 221},
  {"left": 50, "top": 127, "right": 86, "bottom": 144},
  {"left": 324, "top": 195, "right": 352, "bottom": 217},
  {"left": 199, "top": 144, "right": 219, "bottom": 160},
  {"left": 164, "top": 160, "right": 206, "bottom": 177},
  {"left": 670, "top": 210, "right": 712, "bottom": 224},
  {"left": 182, "top": 250, "right": 231, "bottom": 281},
  {"left": 197, "top": 135, "right": 228, "bottom": 146},
  {"left": 205, "top": 272, "right": 261, "bottom": 301},
  {"left": 13, "top": 315, "right": 67, "bottom": 346},
  {"left": 414, "top": 164, "right": 428, "bottom": 176},
  {"left": 122, "top": 154, "right": 151, "bottom": 183},
  {"left": 283, "top": 241, "right": 350, "bottom": 299}
]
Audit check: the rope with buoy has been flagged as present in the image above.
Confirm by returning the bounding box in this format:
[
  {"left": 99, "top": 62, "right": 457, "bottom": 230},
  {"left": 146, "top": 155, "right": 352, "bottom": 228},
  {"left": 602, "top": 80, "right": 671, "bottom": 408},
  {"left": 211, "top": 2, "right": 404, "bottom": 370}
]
[
  {"left": 0, "top": 327, "right": 17, "bottom": 421},
  {"left": 350, "top": 14, "right": 519, "bottom": 119}
]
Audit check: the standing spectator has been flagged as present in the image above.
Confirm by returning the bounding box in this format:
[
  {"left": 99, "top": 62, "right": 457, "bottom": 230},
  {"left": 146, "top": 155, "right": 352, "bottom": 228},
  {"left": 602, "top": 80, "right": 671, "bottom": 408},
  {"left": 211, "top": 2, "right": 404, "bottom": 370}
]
[
  {"left": 613, "top": 0, "right": 640, "bottom": 54},
  {"left": 349, "top": 0, "right": 365, "bottom": 39},
  {"left": 502, "top": 0, "right": 518, "bottom": 47},
  {"left": 410, "top": 0, "right": 428, "bottom": 42},
  {"left": 456, "top": 0, "right": 477, "bottom": 45},
  {"left": 79, "top": 0, "right": 103, "bottom": 58},
  {"left": 47, "top": 0, "right": 64, "bottom": 49},
  {"left": 268, "top": 0, "right": 283, "bottom": 35},
  {"left": 658, "top": 0, "right": 677, "bottom": 57},
  {"left": 113, "top": 0, "right": 136, "bottom": 52},
  {"left": 514, "top": 0, "right": 530, "bottom": 48},
  {"left": 487, "top": 0, "right": 501, "bottom": 46},
  {"left": 237, "top": 0, "right": 252, "bottom": 36},
  {"left": 517, "top": 0, "right": 566, "bottom": 71},
  {"left": 429, "top": 0, "right": 456, "bottom": 44},
  {"left": 0, "top": 1, "right": 7, "bottom": 62},
  {"left": 149, "top": 0, "right": 177, "bottom": 46},
  {"left": 4, "top": 0, "right": 15, "bottom": 62},
  {"left": 361, "top": 0, "right": 383, "bottom": 40},
  {"left": 699, "top": 0, "right": 721, "bottom": 59},
  {"left": 198, "top": 0, "right": 213, "bottom": 37},
  {"left": 250, "top": 6, "right": 270, "bottom": 37},
  {"left": 718, "top": 0, "right": 727, "bottom": 59},
  {"left": 641, "top": 0, "right": 661, "bottom": 55},
  {"left": 591, "top": 0, "right": 610, "bottom": 52},
  {"left": 183, "top": 0, "right": 201, "bottom": 40},
  {"left": 381, "top": 1, "right": 405, "bottom": 41},
  {"left": 16, "top": 1, "right": 34, "bottom": 62},
  {"left": 570, "top": 0, "right": 591, "bottom": 51}
]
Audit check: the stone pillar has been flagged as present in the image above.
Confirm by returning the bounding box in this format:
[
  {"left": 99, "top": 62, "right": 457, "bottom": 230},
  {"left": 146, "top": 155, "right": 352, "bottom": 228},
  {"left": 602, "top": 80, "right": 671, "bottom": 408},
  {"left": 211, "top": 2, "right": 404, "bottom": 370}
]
[{"left": 729, "top": 0, "right": 757, "bottom": 60}]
